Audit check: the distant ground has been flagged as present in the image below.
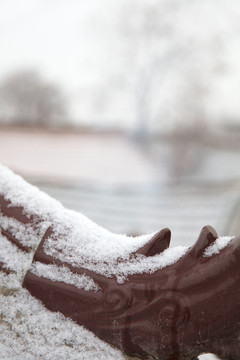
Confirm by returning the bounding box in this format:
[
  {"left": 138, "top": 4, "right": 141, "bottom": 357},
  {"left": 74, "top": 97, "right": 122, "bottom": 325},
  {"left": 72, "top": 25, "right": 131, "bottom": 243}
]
[{"left": 0, "top": 126, "right": 159, "bottom": 187}]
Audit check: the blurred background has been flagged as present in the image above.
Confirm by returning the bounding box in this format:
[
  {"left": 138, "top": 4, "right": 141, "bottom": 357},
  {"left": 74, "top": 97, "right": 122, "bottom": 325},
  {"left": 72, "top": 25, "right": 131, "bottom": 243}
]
[
  {"left": 1, "top": 2, "right": 240, "bottom": 357},
  {"left": 1, "top": 0, "right": 240, "bottom": 247}
]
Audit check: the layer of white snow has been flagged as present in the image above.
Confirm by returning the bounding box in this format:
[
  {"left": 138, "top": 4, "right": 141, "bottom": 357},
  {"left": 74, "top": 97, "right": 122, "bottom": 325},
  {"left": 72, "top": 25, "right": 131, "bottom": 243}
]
[
  {"left": 30, "top": 262, "right": 100, "bottom": 292},
  {"left": 0, "top": 164, "right": 188, "bottom": 282},
  {"left": 0, "top": 215, "right": 49, "bottom": 249},
  {"left": 204, "top": 236, "right": 234, "bottom": 257}
]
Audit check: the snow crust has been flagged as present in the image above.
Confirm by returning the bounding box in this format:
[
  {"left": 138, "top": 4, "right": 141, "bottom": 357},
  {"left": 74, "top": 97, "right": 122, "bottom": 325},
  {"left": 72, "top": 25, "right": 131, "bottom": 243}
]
[
  {"left": 0, "top": 164, "right": 188, "bottom": 282},
  {"left": 204, "top": 236, "right": 234, "bottom": 257},
  {"left": 31, "top": 262, "right": 100, "bottom": 292}
]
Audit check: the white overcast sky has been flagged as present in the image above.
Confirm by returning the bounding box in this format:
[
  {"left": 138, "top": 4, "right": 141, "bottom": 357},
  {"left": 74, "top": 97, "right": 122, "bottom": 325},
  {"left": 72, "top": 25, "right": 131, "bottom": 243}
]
[
  {"left": 0, "top": 0, "right": 115, "bottom": 85},
  {"left": 1, "top": 0, "right": 240, "bottom": 130},
  {"left": 0, "top": 0, "right": 125, "bottom": 125}
]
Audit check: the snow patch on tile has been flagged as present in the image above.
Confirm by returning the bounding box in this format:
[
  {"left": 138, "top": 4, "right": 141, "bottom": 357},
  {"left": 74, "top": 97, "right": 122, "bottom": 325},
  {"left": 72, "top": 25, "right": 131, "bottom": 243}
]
[
  {"left": 0, "top": 232, "right": 34, "bottom": 287},
  {"left": 30, "top": 262, "right": 101, "bottom": 292},
  {"left": 204, "top": 236, "right": 234, "bottom": 257},
  {"left": 0, "top": 215, "right": 49, "bottom": 249}
]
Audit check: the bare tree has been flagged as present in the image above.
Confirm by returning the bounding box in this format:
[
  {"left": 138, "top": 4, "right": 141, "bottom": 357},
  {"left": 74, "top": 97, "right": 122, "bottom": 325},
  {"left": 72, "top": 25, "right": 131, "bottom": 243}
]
[
  {"left": 0, "top": 70, "right": 68, "bottom": 126},
  {"left": 116, "top": 0, "right": 230, "bottom": 144},
  {"left": 111, "top": 0, "right": 240, "bottom": 181}
]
